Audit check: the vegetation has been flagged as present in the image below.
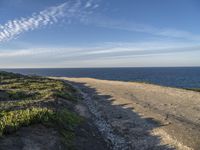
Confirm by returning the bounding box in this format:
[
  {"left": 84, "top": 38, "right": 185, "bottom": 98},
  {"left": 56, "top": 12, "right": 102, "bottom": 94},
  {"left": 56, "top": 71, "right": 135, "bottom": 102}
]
[
  {"left": 185, "top": 88, "right": 200, "bottom": 92},
  {"left": 0, "top": 107, "right": 54, "bottom": 135},
  {"left": 0, "top": 71, "right": 81, "bottom": 148},
  {"left": 0, "top": 72, "right": 76, "bottom": 101}
]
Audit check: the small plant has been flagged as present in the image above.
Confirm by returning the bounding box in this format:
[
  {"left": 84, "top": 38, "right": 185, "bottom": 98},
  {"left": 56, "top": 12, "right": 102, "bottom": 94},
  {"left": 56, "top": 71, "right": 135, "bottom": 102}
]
[
  {"left": 0, "top": 72, "right": 77, "bottom": 102},
  {"left": 0, "top": 72, "right": 81, "bottom": 148},
  {"left": 0, "top": 107, "right": 54, "bottom": 135}
]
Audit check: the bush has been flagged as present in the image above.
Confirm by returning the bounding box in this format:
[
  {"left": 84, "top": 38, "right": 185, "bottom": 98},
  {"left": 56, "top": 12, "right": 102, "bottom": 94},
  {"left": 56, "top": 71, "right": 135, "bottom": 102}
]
[{"left": 0, "top": 108, "right": 53, "bottom": 135}]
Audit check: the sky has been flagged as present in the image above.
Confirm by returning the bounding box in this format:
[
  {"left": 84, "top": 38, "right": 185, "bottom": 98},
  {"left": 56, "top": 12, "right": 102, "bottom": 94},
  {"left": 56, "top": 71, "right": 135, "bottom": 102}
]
[{"left": 0, "top": 0, "right": 200, "bottom": 68}]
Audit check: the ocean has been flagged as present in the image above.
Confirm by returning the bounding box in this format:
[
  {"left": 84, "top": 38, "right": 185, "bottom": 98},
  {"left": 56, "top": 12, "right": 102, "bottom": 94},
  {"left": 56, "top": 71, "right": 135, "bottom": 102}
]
[{"left": 1, "top": 67, "right": 200, "bottom": 89}]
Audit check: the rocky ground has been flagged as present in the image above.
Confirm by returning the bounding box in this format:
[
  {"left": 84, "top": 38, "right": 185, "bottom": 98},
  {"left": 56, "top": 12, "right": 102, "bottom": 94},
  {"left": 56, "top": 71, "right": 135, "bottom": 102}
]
[{"left": 55, "top": 77, "right": 200, "bottom": 150}]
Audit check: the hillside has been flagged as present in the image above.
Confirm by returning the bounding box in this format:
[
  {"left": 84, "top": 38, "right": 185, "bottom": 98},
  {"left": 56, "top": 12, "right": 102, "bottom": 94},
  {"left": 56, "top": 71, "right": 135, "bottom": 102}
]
[{"left": 0, "top": 72, "right": 107, "bottom": 150}]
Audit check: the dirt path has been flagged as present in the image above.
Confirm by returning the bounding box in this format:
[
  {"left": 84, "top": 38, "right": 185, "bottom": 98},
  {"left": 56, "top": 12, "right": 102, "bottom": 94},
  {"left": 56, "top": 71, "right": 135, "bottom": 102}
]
[{"left": 57, "top": 77, "right": 200, "bottom": 150}]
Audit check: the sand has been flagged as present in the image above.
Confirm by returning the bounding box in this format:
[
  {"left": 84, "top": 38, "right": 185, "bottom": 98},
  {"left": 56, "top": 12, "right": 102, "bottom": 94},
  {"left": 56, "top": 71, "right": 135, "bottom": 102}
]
[{"left": 54, "top": 77, "right": 200, "bottom": 150}]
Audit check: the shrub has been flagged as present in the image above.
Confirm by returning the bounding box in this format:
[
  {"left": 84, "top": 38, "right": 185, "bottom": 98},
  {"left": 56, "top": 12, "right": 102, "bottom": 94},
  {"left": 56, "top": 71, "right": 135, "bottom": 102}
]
[{"left": 0, "top": 107, "right": 53, "bottom": 135}]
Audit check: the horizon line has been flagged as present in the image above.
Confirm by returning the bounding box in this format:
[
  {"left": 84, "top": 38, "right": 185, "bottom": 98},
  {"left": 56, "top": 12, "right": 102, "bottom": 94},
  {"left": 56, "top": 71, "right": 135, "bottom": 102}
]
[{"left": 1, "top": 66, "right": 200, "bottom": 69}]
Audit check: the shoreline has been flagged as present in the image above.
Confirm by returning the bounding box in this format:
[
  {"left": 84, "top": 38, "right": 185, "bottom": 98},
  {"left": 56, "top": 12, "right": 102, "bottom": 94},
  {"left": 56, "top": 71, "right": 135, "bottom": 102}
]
[
  {"left": 1, "top": 71, "right": 199, "bottom": 149},
  {"left": 54, "top": 77, "right": 200, "bottom": 150},
  {"left": 3, "top": 67, "right": 200, "bottom": 89},
  {"left": 50, "top": 76, "right": 200, "bottom": 92}
]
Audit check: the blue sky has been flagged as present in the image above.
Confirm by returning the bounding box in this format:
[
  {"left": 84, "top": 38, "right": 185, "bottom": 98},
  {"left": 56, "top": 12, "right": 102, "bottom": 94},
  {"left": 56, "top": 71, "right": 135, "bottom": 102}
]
[{"left": 0, "top": 0, "right": 200, "bottom": 68}]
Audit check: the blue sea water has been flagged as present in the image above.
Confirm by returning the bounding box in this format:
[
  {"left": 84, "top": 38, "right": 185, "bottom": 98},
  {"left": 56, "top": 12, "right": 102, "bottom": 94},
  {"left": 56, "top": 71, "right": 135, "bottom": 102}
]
[{"left": 1, "top": 67, "right": 200, "bottom": 89}]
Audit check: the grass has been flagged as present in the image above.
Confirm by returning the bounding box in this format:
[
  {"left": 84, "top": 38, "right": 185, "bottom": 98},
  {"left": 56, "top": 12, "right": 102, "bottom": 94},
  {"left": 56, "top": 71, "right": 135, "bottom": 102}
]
[
  {"left": 0, "top": 71, "right": 82, "bottom": 149},
  {"left": 0, "top": 107, "right": 54, "bottom": 135},
  {"left": 0, "top": 71, "right": 77, "bottom": 110},
  {"left": 0, "top": 71, "right": 76, "bottom": 101},
  {"left": 0, "top": 107, "right": 82, "bottom": 147},
  {"left": 185, "top": 88, "right": 200, "bottom": 92}
]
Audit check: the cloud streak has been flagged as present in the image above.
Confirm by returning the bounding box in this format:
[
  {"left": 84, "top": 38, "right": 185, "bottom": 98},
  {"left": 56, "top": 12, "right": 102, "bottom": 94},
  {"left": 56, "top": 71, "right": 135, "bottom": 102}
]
[
  {"left": 1, "top": 42, "right": 200, "bottom": 59},
  {"left": 84, "top": 17, "right": 200, "bottom": 41},
  {"left": 1, "top": 41, "right": 200, "bottom": 68},
  {"left": 0, "top": 3, "right": 66, "bottom": 42},
  {"left": 0, "top": 0, "right": 98, "bottom": 42},
  {"left": 1, "top": 0, "right": 197, "bottom": 43}
]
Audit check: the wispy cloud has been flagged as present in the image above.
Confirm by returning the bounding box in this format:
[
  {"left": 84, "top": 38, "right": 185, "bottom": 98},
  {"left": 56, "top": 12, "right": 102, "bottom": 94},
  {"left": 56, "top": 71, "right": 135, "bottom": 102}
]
[
  {"left": 0, "top": 50, "right": 37, "bottom": 57},
  {"left": 0, "top": 3, "right": 65, "bottom": 42},
  {"left": 1, "top": 41, "right": 200, "bottom": 68},
  {"left": 1, "top": 41, "right": 200, "bottom": 58},
  {"left": 0, "top": 0, "right": 98, "bottom": 42},
  {"left": 1, "top": 0, "right": 197, "bottom": 43},
  {"left": 84, "top": 17, "right": 200, "bottom": 41}
]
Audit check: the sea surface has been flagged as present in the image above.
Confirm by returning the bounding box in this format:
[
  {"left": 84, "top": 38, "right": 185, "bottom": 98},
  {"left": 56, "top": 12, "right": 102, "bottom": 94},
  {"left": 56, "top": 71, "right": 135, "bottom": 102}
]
[{"left": 1, "top": 67, "right": 200, "bottom": 89}]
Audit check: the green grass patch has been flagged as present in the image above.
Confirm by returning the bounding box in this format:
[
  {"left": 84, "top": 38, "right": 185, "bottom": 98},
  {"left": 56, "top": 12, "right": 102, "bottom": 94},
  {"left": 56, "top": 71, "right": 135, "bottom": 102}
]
[
  {"left": 0, "top": 71, "right": 77, "bottom": 102},
  {"left": 185, "top": 88, "right": 200, "bottom": 92},
  {"left": 0, "top": 107, "right": 54, "bottom": 135},
  {"left": 0, "top": 71, "right": 82, "bottom": 148},
  {"left": 0, "top": 107, "right": 82, "bottom": 148},
  {"left": 0, "top": 107, "right": 82, "bottom": 135}
]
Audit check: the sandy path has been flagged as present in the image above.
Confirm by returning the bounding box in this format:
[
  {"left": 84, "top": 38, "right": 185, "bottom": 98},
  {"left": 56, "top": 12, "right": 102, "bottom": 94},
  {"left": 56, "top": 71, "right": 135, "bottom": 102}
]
[{"left": 56, "top": 77, "right": 200, "bottom": 150}]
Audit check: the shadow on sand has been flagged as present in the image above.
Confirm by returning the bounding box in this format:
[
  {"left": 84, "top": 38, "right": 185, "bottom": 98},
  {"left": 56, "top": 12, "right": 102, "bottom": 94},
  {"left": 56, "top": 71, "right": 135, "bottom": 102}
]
[{"left": 67, "top": 80, "right": 175, "bottom": 150}]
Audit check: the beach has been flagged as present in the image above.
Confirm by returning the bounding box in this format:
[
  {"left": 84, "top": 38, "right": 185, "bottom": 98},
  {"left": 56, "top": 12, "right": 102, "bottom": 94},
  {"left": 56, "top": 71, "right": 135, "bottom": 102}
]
[{"left": 55, "top": 77, "right": 200, "bottom": 150}]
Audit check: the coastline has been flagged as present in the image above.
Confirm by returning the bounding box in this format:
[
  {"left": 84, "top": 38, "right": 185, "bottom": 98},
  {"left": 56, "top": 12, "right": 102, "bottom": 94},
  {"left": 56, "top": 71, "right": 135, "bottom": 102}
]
[
  {"left": 3, "top": 67, "right": 200, "bottom": 89},
  {"left": 54, "top": 77, "right": 200, "bottom": 150},
  {"left": 1, "top": 71, "right": 199, "bottom": 149}
]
